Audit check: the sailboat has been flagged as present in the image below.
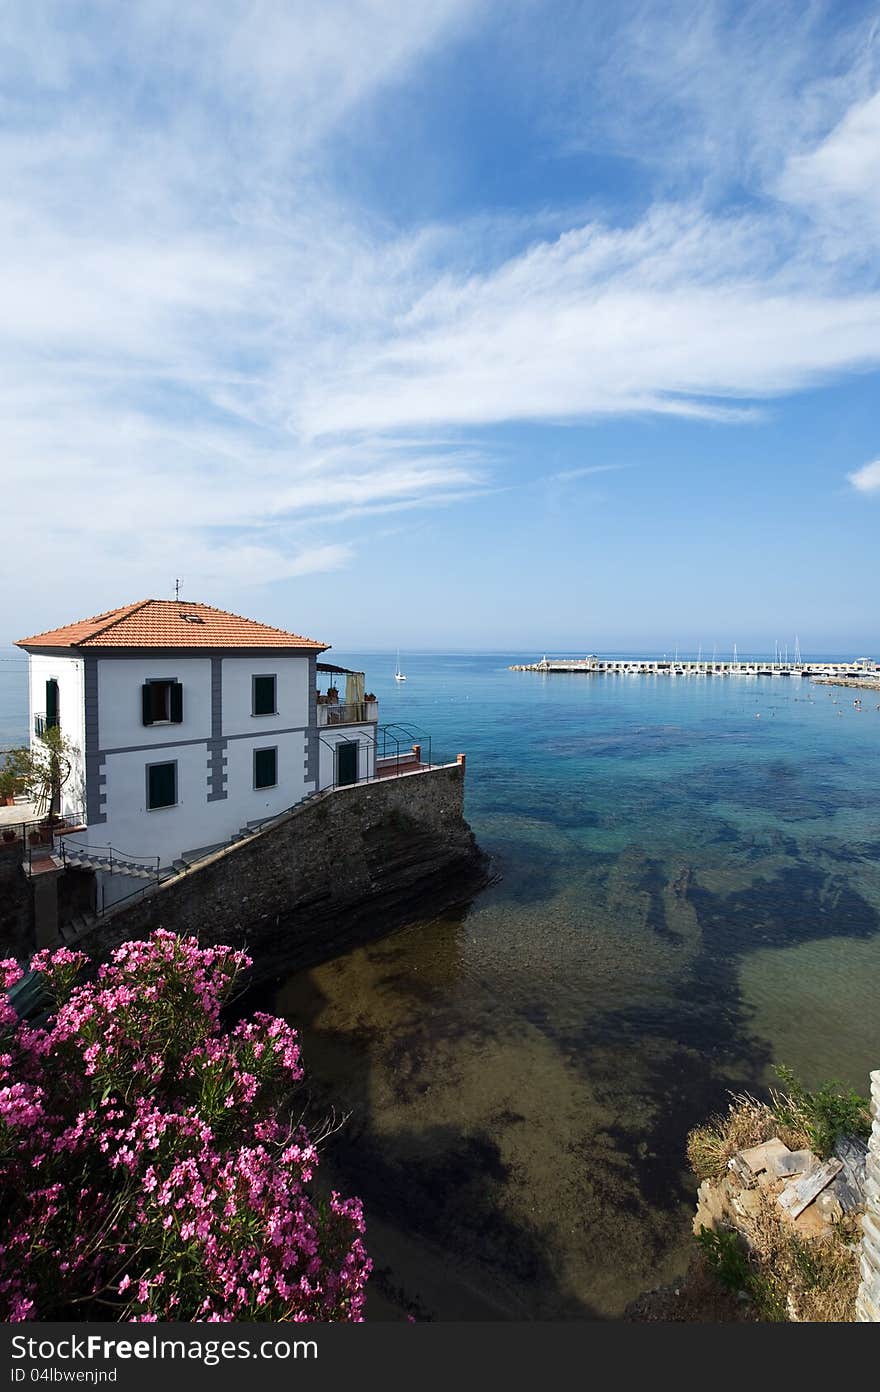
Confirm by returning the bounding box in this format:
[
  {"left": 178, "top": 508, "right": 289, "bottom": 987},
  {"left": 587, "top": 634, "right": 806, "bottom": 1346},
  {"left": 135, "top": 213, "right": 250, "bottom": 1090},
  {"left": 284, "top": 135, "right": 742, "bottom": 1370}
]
[{"left": 394, "top": 649, "right": 407, "bottom": 682}]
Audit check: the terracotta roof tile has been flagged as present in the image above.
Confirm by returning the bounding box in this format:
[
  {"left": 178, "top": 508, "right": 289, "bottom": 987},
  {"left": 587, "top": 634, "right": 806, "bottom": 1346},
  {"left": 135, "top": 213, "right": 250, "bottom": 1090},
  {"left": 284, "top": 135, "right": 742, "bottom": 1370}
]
[{"left": 16, "top": 600, "right": 328, "bottom": 651}]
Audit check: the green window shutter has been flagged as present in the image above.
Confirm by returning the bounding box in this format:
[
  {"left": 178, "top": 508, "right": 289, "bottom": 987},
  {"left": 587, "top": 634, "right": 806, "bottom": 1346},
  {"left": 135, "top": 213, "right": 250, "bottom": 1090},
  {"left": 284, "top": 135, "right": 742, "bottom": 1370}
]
[
  {"left": 170, "top": 682, "right": 183, "bottom": 723},
  {"left": 142, "top": 684, "right": 154, "bottom": 726},
  {"left": 148, "top": 763, "right": 176, "bottom": 809},
  {"left": 336, "top": 742, "right": 358, "bottom": 786},
  {"left": 254, "top": 748, "right": 277, "bottom": 788},
  {"left": 45, "top": 680, "right": 59, "bottom": 729},
  {"left": 253, "top": 675, "right": 276, "bottom": 715}
]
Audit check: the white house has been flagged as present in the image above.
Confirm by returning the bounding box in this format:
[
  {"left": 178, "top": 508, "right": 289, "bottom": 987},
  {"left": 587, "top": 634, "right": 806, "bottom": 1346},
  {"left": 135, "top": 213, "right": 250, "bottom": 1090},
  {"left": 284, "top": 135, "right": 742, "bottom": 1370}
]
[{"left": 16, "top": 599, "right": 380, "bottom": 905}]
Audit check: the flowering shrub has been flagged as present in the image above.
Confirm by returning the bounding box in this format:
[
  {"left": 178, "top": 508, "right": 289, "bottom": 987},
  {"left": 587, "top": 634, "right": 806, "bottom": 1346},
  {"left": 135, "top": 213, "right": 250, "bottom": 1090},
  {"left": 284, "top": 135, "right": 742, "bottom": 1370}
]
[{"left": 0, "top": 931, "right": 370, "bottom": 1322}]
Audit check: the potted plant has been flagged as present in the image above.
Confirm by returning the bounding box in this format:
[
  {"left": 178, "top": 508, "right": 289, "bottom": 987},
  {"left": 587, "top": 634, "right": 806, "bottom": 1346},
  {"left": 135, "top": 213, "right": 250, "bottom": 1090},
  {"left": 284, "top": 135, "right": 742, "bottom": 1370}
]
[
  {"left": 0, "top": 761, "right": 20, "bottom": 806},
  {"left": 2, "top": 828, "right": 16, "bottom": 843},
  {"left": 326, "top": 686, "right": 339, "bottom": 703}
]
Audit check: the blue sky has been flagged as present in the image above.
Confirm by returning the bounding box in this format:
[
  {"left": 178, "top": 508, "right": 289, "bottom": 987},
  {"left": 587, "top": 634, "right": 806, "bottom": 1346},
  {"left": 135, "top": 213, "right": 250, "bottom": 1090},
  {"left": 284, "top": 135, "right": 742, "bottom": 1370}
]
[{"left": 3, "top": 0, "right": 880, "bottom": 653}]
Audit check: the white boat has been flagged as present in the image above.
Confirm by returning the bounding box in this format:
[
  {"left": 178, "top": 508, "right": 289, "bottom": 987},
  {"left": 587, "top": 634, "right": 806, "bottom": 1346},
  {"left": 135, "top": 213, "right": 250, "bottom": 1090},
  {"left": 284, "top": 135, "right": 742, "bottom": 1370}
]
[{"left": 394, "top": 650, "right": 407, "bottom": 682}]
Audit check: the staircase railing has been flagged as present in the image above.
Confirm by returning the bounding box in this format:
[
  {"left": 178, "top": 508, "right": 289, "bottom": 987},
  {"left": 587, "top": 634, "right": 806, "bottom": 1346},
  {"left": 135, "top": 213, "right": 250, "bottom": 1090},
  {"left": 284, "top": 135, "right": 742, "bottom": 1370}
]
[{"left": 57, "top": 838, "right": 161, "bottom": 880}]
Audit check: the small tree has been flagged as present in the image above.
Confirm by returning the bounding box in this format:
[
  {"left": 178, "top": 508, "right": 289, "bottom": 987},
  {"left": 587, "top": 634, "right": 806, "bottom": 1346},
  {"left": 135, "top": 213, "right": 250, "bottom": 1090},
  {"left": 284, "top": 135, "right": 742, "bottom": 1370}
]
[
  {"left": 0, "top": 755, "right": 22, "bottom": 802},
  {"left": 3, "top": 728, "right": 78, "bottom": 819}
]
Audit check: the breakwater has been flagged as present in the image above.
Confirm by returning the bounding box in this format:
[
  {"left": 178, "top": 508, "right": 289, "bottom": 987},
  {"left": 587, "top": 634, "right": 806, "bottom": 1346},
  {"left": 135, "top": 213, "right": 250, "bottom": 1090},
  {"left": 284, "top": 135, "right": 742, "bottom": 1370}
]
[
  {"left": 812, "top": 676, "right": 880, "bottom": 693},
  {"left": 510, "top": 656, "right": 879, "bottom": 679}
]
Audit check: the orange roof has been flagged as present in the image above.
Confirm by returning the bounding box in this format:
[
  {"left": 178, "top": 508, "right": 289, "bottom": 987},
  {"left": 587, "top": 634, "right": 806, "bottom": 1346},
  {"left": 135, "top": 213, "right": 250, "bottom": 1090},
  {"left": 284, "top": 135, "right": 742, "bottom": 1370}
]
[{"left": 16, "top": 600, "right": 328, "bottom": 651}]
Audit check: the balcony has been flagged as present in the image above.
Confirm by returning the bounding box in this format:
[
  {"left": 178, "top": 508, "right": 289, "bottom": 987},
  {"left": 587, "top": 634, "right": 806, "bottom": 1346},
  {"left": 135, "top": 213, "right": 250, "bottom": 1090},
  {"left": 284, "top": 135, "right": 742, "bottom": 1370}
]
[{"left": 317, "top": 699, "right": 379, "bottom": 727}]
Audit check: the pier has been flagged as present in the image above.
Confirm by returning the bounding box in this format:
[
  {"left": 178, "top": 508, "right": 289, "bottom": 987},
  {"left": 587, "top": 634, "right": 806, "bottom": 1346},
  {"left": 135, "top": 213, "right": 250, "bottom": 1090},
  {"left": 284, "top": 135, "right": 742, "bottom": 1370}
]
[{"left": 510, "top": 656, "right": 880, "bottom": 679}]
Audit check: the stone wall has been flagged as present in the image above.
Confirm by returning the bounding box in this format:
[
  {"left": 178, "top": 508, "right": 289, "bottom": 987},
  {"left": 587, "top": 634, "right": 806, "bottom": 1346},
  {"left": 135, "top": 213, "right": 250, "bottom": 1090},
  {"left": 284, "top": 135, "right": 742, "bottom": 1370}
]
[
  {"left": 0, "top": 843, "right": 32, "bottom": 959},
  {"left": 87, "top": 763, "right": 488, "bottom": 980},
  {"left": 856, "top": 1070, "right": 880, "bottom": 1322}
]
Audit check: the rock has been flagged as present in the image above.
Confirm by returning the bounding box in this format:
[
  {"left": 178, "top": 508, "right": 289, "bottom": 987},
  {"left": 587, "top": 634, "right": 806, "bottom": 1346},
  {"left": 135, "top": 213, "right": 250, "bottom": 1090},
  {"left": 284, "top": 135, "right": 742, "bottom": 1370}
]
[
  {"left": 694, "top": 1181, "right": 728, "bottom": 1234},
  {"left": 791, "top": 1203, "right": 833, "bottom": 1240},
  {"left": 815, "top": 1190, "right": 843, "bottom": 1224},
  {"left": 732, "top": 1187, "right": 763, "bottom": 1219}
]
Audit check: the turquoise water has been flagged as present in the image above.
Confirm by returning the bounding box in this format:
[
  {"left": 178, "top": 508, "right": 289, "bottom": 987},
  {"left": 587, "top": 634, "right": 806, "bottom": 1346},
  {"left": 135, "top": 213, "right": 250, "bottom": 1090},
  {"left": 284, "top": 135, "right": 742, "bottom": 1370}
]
[{"left": 274, "top": 653, "right": 880, "bottom": 1318}]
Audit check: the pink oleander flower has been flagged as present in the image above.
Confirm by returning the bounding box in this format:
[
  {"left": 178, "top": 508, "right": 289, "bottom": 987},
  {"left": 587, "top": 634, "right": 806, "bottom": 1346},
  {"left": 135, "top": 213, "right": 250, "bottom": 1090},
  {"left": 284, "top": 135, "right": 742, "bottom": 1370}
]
[{"left": 0, "top": 931, "right": 370, "bottom": 1324}]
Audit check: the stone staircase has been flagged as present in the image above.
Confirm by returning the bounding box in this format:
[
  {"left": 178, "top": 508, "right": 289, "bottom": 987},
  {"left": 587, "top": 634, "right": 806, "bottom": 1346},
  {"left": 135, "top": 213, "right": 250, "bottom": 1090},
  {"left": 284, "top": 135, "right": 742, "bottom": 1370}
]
[
  {"left": 61, "top": 847, "right": 158, "bottom": 879},
  {"left": 55, "top": 803, "right": 327, "bottom": 941},
  {"left": 60, "top": 910, "right": 100, "bottom": 945}
]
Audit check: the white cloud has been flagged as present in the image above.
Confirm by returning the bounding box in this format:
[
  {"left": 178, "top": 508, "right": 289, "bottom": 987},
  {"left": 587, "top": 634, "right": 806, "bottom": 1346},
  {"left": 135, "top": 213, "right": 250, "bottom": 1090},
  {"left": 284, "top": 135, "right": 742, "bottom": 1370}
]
[
  {"left": 848, "top": 459, "right": 880, "bottom": 492},
  {"left": 2, "top": 2, "right": 880, "bottom": 629},
  {"left": 297, "top": 206, "right": 880, "bottom": 436},
  {"left": 777, "top": 89, "right": 880, "bottom": 248}
]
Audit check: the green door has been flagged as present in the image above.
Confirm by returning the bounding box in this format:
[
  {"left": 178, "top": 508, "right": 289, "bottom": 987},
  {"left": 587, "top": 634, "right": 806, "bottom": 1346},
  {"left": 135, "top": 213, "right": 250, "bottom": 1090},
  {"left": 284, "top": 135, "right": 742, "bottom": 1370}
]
[{"left": 336, "top": 742, "right": 358, "bottom": 787}]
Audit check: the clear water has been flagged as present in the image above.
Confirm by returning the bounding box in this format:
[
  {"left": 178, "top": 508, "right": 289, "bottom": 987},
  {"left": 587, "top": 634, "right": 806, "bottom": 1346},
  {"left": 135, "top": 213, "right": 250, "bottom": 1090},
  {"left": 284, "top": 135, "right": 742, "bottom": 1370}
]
[{"left": 273, "top": 653, "right": 880, "bottom": 1318}]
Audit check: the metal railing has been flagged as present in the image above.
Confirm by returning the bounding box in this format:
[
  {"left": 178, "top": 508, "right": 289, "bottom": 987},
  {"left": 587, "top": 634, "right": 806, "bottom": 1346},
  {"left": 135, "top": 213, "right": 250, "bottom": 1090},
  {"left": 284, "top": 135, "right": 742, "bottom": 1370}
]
[
  {"left": 376, "top": 722, "right": 433, "bottom": 771},
  {"left": 57, "top": 837, "right": 160, "bottom": 879},
  {"left": 2, "top": 809, "right": 87, "bottom": 855},
  {"left": 317, "top": 701, "right": 379, "bottom": 727}
]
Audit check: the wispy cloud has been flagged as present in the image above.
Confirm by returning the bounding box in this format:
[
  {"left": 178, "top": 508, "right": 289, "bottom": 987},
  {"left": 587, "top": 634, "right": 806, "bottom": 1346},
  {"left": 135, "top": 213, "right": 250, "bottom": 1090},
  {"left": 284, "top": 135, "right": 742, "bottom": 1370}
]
[
  {"left": 778, "top": 89, "right": 880, "bottom": 245},
  {"left": 547, "top": 465, "right": 629, "bottom": 483},
  {"left": 848, "top": 459, "right": 880, "bottom": 492}
]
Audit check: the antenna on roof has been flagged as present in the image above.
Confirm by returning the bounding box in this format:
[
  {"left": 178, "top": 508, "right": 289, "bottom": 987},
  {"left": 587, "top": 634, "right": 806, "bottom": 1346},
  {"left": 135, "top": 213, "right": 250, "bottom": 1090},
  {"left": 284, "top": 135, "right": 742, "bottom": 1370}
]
[{"left": 174, "top": 578, "right": 181, "bottom": 601}]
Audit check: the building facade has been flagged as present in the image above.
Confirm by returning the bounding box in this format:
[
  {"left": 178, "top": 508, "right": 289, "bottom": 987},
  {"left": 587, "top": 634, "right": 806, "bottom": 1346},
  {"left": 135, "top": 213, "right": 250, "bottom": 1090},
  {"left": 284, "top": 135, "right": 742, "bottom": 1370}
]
[{"left": 17, "top": 600, "right": 379, "bottom": 901}]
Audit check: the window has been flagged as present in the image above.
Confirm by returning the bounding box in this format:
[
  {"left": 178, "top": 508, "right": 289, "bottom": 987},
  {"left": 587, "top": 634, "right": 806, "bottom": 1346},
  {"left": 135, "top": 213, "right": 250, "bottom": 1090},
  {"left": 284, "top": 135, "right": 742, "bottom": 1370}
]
[
  {"left": 147, "top": 761, "right": 177, "bottom": 810},
  {"left": 253, "top": 747, "right": 277, "bottom": 789},
  {"left": 142, "top": 680, "right": 183, "bottom": 725},
  {"left": 252, "top": 674, "right": 277, "bottom": 716}
]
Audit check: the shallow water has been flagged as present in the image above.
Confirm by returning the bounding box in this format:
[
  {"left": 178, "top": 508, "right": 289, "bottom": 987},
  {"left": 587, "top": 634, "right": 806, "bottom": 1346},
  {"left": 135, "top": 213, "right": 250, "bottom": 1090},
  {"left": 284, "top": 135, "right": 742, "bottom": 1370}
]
[{"left": 270, "top": 655, "right": 880, "bottom": 1318}]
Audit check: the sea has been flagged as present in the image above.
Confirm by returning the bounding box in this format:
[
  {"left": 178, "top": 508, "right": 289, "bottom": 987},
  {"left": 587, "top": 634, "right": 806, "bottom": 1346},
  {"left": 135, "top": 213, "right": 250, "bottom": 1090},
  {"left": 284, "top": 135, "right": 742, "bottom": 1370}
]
[{"left": 3, "top": 649, "right": 879, "bottom": 1317}]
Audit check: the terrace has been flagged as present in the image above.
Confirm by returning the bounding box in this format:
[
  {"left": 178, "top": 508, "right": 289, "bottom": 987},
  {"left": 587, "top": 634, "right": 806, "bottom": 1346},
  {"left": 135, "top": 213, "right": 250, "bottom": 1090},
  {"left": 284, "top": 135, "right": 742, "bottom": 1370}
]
[{"left": 315, "top": 662, "right": 378, "bottom": 727}]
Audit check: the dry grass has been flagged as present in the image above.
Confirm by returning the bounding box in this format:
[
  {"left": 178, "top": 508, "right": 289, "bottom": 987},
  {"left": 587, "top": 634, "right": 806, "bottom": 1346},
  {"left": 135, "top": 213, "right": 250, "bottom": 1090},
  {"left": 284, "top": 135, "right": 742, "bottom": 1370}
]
[
  {"left": 686, "top": 1092, "right": 809, "bottom": 1181},
  {"left": 739, "top": 1205, "right": 860, "bottom": 1323}
]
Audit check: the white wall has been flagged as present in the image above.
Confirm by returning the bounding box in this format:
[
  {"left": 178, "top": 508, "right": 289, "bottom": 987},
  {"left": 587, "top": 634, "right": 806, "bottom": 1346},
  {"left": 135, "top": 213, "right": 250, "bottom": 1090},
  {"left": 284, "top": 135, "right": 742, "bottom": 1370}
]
[
  {"left": 221, "top": 655, "right": 310, "bottom": 736},
  {"left": 27, "top": 653, "right": 86, "bottom": 819},
  {"left": 79, "top": 651, "right": 316, "bottom": 867},
  {"left": 98, "top": 656, "right": 212, "bottom": 749},
  {"left": 99, "top": 743, "right": 215, "bottom": 863},
  {"left": 224, "top": 729, "right": 310, "bottom": 823},
  {"left": 97, "top": 729, "right": 312, "bottom": 866},
  {"left": 318, "top": 725, "right": 376, "bottom": 791}
]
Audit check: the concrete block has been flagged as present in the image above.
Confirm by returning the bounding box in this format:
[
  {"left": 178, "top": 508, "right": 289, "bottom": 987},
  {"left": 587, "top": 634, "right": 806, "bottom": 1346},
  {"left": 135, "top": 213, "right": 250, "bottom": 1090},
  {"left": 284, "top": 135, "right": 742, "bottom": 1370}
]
[
  {"left": 739, "top": 1137, "right": 791, "bottom": 1175},
  {"left": 769, "top": 1148, "right": 813, "bottom": 1178}
]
